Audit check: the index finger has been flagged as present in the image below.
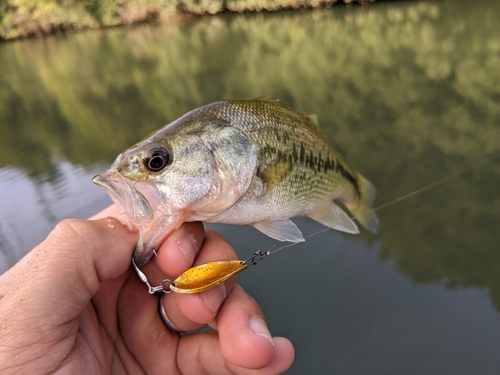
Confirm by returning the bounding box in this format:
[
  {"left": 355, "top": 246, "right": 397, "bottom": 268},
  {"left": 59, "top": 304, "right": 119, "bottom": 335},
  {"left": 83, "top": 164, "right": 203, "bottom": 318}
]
[{"left": 90, "top": 204, "right": 120, "bottom": 220}]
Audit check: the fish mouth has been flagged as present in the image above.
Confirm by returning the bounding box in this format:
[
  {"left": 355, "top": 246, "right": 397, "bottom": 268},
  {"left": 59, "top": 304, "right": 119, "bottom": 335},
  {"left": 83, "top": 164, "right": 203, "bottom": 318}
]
[
  {"left": 92, "top": 171, "right": 170, "bottom": 266},
  {"left": 93, "top": 172, "right": 155, "bottom": 223}
]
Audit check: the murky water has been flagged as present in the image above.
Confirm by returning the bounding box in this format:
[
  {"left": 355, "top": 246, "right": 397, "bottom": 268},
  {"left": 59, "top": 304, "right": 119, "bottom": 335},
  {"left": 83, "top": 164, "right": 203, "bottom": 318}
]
[{"left": 1, "top": 0, "right": 500, "bottom": 373}]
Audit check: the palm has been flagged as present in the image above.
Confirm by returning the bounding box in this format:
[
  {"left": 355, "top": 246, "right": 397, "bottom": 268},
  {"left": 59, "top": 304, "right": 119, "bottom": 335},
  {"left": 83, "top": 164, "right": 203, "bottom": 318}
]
[
  {"left": 65, "top": 271, "right": 180, "bottom": 374},
  {"left": 0, "top": 217, "right": 294, "bottom": 375}
]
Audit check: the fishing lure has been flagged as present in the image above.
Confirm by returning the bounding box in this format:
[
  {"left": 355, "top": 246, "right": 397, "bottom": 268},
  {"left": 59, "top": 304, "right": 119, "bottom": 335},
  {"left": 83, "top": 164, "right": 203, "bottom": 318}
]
[{"left": 132, "top": 250, "right": 270, "bottom": 295}]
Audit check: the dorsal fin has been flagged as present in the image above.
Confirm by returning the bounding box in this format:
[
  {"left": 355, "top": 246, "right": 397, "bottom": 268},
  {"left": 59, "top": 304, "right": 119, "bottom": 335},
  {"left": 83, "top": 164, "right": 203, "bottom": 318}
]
[
  {"left": 254, "top": 96, "right": 279, "bottom": 102},
  {"left": 305, "top": 114, "right": 319, "bottom": 126}
]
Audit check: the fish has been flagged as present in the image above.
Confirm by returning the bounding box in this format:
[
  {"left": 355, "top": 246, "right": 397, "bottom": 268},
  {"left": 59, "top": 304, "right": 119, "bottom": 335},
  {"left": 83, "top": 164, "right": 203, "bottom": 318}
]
[{"left": 92, "top": 98, "right": 378, "bottom": 266}]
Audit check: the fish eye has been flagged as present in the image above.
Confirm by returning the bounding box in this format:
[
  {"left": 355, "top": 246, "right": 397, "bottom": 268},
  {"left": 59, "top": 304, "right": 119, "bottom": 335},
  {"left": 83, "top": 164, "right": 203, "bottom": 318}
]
[{"left": 144, "top": 149, "right": 170, "bottom": 172}]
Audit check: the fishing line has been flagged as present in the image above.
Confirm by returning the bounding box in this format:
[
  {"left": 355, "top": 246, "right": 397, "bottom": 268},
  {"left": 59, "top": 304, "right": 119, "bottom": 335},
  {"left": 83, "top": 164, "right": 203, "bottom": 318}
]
[
  {"left": 137, "top": 153, "right": 500, "bottom": 295},
  {"left": 267, "top": 151, "right": 500, "bottom": 255}
]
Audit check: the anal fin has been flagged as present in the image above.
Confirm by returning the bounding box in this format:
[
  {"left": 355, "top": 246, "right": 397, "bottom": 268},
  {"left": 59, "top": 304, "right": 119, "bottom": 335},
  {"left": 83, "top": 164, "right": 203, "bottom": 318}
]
[
  {"left": 308, "top": 203, "right": 359, "bottom": 235},
  {"left": 253, "top": 219, "right": 305, "bottom": 242}
]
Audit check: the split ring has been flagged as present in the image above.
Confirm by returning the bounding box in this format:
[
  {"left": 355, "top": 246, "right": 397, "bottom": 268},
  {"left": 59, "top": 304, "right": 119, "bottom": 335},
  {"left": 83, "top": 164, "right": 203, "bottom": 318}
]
[{"left": 158, "top": 294, "right": 184, "bottom": 334}]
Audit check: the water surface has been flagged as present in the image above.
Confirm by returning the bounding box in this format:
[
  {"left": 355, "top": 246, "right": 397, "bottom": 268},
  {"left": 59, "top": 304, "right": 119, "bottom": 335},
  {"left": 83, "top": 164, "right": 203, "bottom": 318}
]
[{"left": 1, "top": 1, "right": 500, "bottom": 373}]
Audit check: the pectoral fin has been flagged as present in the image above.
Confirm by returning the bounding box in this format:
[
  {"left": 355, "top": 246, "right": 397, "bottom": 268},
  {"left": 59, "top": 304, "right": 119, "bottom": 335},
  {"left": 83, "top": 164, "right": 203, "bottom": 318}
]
[
  {"left": 308, "top": 203, "right": 359, "bottom": 234},
  {"left": 253, "top": 219, "right": 305, "bottom": 242}
]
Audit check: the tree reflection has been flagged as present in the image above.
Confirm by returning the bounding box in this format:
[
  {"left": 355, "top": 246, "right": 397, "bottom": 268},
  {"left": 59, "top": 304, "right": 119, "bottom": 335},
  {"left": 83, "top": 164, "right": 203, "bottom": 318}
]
[{"left": 1, "top": 0, "right": 499, "bottom": 308}]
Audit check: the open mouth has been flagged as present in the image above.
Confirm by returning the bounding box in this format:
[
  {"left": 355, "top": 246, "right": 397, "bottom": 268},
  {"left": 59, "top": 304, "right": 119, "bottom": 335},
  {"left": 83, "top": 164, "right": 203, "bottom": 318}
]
[
  {"left": 92, "top": 172, "right": 157, "bottom": 224},
  {"left": 92, "top": 171, "right": 177, "bottom": 266}
]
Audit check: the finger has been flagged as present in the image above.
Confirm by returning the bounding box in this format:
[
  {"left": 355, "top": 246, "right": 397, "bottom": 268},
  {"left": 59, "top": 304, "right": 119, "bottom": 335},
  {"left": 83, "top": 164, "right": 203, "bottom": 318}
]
[
  {"left": 154, "top": 221, "right": 205, "bottom": 277},
  {"left": 0, "top": 246, "right": 36, "bottom": 297},
  {"left": 116, "top": 224, "right": 232, "bottom": 371},
  {"left": 118, "top": 269, "right": 181, "bottom": 375},
  {"left": 217, "top": 285, "right": 278, "bottom": 368},
  {"left": 163, "top": 228, "right": 240, "bottom": 329},
  {"left": 177, "top": 285, "right": 295, "bottom": 374},
  {"left": 193, "top": 227, "right": 239, "bottom": 265},
  {"left": 120, "top": 221, "right": 208, "bottom": 334},
  {"left": 146, "top": 221, "right": 207, "bottom": 331},
  {"left": 179, "top": 333, "right": 294, "bottom": 375},
  {"left": 119, "top": 277, "right": 294, "bottom": 374},
  {"left": 161, "top": 291, "right": 206, "bottom": 332},
  {"left": 0, "top": 218, "right": 138, "bottom": 338}
]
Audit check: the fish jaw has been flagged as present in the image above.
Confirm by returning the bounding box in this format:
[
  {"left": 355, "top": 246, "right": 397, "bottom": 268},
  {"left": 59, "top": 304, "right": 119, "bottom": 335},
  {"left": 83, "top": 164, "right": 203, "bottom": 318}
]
[
  {"left": 93, "top": 171, "right": 156, "bottom": 221},
  {"left": 92, "top": 171, "right": 183, "bottom": 266}
]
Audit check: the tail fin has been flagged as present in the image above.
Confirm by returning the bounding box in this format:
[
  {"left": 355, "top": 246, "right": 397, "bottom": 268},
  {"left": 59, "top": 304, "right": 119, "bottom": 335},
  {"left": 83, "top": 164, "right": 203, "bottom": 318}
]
[{"left": 348, "top": 173, "right": 378, "bottom": 233}]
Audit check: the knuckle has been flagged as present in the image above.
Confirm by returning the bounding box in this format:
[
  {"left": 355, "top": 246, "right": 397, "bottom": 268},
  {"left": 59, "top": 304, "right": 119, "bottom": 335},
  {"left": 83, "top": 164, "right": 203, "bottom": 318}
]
[{"left": 51, "top": 218, "right": 91, "bottom": 246}]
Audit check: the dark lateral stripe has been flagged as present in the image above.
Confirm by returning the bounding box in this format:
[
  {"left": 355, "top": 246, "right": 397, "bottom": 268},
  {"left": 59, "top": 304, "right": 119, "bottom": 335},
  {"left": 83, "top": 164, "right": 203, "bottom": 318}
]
[
  {"left": 262, "top": 141, "right": 360, "bottom": 194},
  {"left": 294, "top": 143, "right": 359, "bottom": 194},
  {"left": 335, "top": 161, "right": 359, "bottom": 194}
]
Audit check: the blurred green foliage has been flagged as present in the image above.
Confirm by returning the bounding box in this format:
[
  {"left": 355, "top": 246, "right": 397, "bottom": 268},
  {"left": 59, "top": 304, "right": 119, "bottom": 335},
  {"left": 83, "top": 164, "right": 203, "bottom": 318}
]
[
  {"left": 80, "top": 0, "right": 117, "bottom": 22},
  {"left": 1, "top": 1, "right": 500, "bottom": 308},
  {"left": 0, "top": 0, "right": 367, "bottom": 40}
]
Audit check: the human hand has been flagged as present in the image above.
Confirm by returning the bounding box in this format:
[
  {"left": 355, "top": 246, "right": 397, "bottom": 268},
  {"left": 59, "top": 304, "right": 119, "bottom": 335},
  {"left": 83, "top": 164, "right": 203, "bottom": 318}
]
[{"left": 0, "top": 205, "right": 294, "bottom": 374}]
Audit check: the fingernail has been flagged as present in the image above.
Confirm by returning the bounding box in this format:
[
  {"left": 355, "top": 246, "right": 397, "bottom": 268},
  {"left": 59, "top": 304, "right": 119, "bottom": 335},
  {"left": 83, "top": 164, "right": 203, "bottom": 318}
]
[
  {"left": 202, "top": 283, "right": 226, "bottom": 317},
  {"left": 177, "top": 234, "right": 198, "bottom": 265},
  {"left": 250, "top": 317, "right": 275, "bottom": 348}
]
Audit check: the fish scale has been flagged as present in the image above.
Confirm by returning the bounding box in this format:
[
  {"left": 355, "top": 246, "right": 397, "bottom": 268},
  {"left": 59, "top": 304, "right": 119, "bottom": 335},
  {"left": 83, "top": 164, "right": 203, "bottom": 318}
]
[{"left": 212, "top": 100, "right": 354, "bottom": 210}]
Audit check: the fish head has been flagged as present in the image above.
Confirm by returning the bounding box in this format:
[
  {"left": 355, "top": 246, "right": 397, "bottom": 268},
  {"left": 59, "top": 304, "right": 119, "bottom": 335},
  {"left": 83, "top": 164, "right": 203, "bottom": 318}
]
[{"left": 93, "top": 116, "right": 258, "bottom": 266}]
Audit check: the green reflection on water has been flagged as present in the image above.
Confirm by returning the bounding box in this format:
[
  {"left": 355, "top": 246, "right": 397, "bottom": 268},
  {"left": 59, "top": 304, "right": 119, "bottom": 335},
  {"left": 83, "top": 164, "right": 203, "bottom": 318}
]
[{"left": 1, "top": 0, "right": 500, "bottom": 316}]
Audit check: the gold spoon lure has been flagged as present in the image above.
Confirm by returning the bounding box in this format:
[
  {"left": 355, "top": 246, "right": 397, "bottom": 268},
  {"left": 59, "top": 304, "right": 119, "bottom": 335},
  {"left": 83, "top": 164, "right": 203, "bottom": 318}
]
[{"left": 132, "top": 250, "right": 270, "bottom": 295}]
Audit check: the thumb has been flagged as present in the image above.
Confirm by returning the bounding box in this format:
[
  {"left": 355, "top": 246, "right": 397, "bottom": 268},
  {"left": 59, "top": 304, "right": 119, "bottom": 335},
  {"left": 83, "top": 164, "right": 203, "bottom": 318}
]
[{"left": 0, "top": 217, "right": 138, "bottom": 334}]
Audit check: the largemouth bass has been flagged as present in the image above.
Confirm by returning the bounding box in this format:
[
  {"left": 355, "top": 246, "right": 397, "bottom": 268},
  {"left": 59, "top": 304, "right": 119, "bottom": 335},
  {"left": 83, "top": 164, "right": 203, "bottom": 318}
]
[{"left": 93, "top": 98, "right": 378, "bottom": 266}]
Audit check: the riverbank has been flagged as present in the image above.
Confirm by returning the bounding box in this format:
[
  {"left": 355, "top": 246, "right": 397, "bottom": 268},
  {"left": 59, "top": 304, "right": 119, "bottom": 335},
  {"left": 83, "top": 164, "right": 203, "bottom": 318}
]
[{"left": 0, "top": 0, "right": 375, "bottom": 41}]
